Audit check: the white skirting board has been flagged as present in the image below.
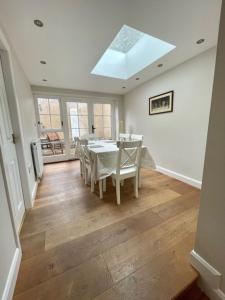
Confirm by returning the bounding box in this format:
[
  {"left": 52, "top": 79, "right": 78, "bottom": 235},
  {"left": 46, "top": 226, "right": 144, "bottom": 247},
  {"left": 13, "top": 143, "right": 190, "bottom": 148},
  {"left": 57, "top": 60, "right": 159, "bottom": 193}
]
[
  {"left": 156, "top": 166, "right": 202, "bottom": 189},
  {"left": 31, "top": 181, "right": 38, "bottom": 206},
  {"left": 190, "top": 250, "right": 225, "bottom": 300},
  {"left": 2, "top": 248, "right": 21, "bottom": 300}
]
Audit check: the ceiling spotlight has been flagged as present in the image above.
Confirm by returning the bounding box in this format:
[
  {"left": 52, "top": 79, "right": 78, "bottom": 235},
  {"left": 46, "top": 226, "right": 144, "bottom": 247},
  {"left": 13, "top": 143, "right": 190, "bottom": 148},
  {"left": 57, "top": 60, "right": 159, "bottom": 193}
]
[
  {"left": 122, "top": 86, "right": 126, "bottom": 89},
  {"left": 40, "top": 60, "right": 46, "bottom": 64},
  {"left": 42, "top": 79, "right": 47, "bottom": 82},
  {"left": 157, "top": 63, "right": 163, "bottom": 68},
  {"left": 34, "top": 19, "right": 44, "bottom": 27},
  {"left": 135, "top": 77, "right": 140, "bottom": 81},
  {"left": 196, "top": 38, "right": 205, "bottom": 44}
]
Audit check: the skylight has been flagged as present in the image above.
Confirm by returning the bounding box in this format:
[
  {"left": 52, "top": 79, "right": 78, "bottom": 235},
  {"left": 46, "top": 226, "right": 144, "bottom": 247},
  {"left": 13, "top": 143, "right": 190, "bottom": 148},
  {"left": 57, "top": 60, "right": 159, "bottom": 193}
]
[{"left": 91, "top": 25, "right": 176, "bottom": 80}]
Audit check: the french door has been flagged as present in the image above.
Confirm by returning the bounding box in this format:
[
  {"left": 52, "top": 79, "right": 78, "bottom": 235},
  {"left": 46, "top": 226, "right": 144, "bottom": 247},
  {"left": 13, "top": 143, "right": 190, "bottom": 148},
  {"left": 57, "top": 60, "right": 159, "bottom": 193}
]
[{"left": 35, "top": 96, "right": 115, "bottom": 163}]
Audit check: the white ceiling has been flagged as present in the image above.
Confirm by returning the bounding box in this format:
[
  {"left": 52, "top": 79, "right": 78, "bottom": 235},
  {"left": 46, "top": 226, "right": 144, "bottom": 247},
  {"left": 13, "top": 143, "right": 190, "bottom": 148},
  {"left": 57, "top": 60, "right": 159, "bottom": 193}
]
[{"left": 0, "top": 0, "right": 222, "bottom": 95}]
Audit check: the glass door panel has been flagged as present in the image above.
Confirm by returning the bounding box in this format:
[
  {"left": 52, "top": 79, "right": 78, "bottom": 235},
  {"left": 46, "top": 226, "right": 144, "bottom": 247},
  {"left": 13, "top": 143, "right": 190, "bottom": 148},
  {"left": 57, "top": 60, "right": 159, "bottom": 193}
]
[
  {"left": 93, "top": 103, "right": 112, "bottom": 139},
  {"left": 37, "top": 97, "right": 65, "bottom": 163},
  {"left": 65, "top": 101, "right": 89, "bottom": 158}
]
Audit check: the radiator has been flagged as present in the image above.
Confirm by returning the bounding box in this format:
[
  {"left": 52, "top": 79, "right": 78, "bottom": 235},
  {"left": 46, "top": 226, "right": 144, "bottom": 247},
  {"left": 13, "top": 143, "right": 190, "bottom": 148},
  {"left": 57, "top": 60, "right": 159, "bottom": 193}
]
[{"left": 31, "top": 139, "right": 43, "bottom": 179}]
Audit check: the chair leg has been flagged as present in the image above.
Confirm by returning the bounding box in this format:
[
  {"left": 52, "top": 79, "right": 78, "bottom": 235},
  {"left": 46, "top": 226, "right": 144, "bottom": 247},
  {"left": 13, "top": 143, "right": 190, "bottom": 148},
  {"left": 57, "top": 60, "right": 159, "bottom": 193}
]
[
  {"left": 85, "top": 167, "right": 88, "bottom": 185},
  {"left": 79, "top": 160, "right": 83, "bottom": 176},
  {"left": 91, "top": 175, "right": 94, "bottom": 192},
  {"left": 116, "top": 179, "right": 121, "bottom": 205},
  {"left": 103, "top": 178, "right": 106, "bottom": 192},
  {"left": 99, "top": 180, "right": 103, "bottom": 199},
  {"left": 134, "top": 175, "right": 138, "bottom": 198},
  {"left": 138, "top": 168, "right": 141, "bottom": 188}
]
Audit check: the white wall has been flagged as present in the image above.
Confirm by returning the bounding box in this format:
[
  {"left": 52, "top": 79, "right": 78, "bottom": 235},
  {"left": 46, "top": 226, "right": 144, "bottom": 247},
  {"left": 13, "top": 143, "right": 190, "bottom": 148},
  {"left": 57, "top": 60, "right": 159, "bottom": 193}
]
[
  {"left": 124, "top": 48, "right": 216, "bottom": 186},
  {"left": 190, "top": 2, "right": 225, "bottom": 298}
]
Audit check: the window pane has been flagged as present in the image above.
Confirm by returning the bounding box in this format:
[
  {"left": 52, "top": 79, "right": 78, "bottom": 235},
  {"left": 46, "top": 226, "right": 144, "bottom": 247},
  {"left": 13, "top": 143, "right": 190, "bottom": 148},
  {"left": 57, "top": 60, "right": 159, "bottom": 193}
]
[
  {"left": 103, "top": 104, "right": 111, "bottom": 116},
  {"left": 104, "top": 128, "right": 111, "bottom": 138},
  {"left": 57, "top": 132, "right": 64, "bottom": 140},
  {"left": 51, "top": 115, "right": 61, "bottom": 129},
  {"left": 79, "top": 128, "right": 89, "bottom": 137},
  {"left": 103, "top": 116, "right": 111, "bottom": 128},
  {"left": 69, "top": 116, "right": 79, "bottom": 128},
  {"left": 94, "top": 104, "right": 103, "bottom": 115},
  {"left": 94, "top": 116, "right": 103, "bottom": 128},
  {"left": 40, "top": 131, "right": 64, "bottom": 157},
  {"left": 67, "top": 102, "right": 77, "bottom": 115},
  {"left": 40, "top": 115, "right": 51, "bottom": 129},
  {"left": 38, "top": 98, "right": 49, "bottom": 114},
  {"left": 72, "top": 128, "right": 79, "bottom": 139},
  {"left": 49, "top": 99, "right": 60, "bottom": 114},
  {"left": 79, "top": 116, "right": 88, "bottom": 128},
  {"left": 95, "top": 127, "right": 104, "bottom": 138},
  {"left": 78, "top": 103, "right": 88, "bottom": 115}
]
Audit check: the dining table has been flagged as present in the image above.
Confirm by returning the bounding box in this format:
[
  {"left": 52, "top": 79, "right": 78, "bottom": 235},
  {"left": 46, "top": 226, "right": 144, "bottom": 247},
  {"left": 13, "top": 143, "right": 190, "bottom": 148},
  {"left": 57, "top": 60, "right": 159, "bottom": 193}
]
[{"left": 86, "top": 139, "right": 156, "bottom": 181}]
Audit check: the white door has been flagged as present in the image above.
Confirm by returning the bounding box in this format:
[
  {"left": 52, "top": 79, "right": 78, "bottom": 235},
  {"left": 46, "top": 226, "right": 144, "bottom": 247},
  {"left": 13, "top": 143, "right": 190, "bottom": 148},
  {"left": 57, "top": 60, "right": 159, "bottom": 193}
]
[
  {"left": 0, "top": 57, "right": 25, "bottom": 232},
  {"left": 63, "top": 100, "right": 90, "bottom": 160},
  {"left": 36, "top": 97, "right": 65, "bottom": 163},
  {"left": 91, "top": 102, "right": 114, "bottom": 139}
]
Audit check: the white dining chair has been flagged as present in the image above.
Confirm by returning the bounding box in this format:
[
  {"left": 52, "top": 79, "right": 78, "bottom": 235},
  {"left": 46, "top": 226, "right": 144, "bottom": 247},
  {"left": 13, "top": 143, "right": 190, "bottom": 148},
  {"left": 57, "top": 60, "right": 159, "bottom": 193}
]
[
  {"left": 119, "top": 133, "right": 130, "bottom": 140},
  {"left": 80, "top": 141, "right": 93, "bottom": 187},
  {"left": 88, "top": 133, "right": 97, "bottom": 140},
  {"left": 74, "top": 137, "right": 86, "bottom": 176},
  {"left": 130, "top": 134, "right": 143, "bottom": 141},
  {"left": 99, "top": 140, "right": 142, "bottom": 205}
]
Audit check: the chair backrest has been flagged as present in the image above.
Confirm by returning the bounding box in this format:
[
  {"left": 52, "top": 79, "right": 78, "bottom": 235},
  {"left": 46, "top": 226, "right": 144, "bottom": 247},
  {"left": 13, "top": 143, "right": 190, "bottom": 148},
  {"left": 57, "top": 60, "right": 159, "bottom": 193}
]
[
  {"left": 74, "top": 137, "right": 88, "bottom": 159},
  {"left": 116, "top": 140, "right": 142, "bottom": 174},
  {"left": 88, "top": 133, "right": 97, "bottom": 140},
  {"left": 130, "top": 134, "right": 143, "bottom": 141},
  {"left": 80, "top": 133, "right": 97, "bottom": 141},
  {"left": 79, "top": 139, "right": 91, "bottom": 166},
  {"left": 119, "top": 133, "right": 130, "bottom": 141}
]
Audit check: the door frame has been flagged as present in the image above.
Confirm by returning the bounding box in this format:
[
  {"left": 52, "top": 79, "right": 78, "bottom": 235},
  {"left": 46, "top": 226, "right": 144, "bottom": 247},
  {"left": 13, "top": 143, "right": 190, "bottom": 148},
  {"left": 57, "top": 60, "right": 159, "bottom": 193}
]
[
  {"left": 0, "top": 29, "right": 34, "bottom": 209},
  {"left": 0, "top": 57, "right": 25, "bottom": 230}
]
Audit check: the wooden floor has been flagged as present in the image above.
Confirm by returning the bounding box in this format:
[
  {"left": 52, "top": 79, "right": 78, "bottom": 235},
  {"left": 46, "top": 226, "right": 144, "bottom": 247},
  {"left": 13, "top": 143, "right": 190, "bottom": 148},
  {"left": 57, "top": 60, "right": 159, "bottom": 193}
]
[{"left": 14, "top": 161, "right": 200, "bottom": 300}]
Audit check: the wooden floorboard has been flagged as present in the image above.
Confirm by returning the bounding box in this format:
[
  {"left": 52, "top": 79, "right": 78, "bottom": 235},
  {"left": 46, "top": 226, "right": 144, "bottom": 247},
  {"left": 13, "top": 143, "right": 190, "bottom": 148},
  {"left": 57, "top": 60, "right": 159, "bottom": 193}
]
[{"left": 14, "top": 160, "right": 200, "bottom": 300}]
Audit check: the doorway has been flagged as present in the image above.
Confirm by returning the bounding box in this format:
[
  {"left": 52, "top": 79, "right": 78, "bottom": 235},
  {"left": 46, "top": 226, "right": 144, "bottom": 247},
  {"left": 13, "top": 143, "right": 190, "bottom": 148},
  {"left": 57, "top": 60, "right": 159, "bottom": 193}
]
[{"left": 35, "top": 96, "right": 115, "bottom": 163}]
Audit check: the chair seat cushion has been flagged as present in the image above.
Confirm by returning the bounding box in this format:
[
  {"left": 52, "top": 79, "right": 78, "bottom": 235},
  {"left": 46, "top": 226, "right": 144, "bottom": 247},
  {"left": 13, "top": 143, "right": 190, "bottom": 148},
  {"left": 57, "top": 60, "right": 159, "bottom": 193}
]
[{"left": 111, "top": 166, "right": 137, "bottom": 176}]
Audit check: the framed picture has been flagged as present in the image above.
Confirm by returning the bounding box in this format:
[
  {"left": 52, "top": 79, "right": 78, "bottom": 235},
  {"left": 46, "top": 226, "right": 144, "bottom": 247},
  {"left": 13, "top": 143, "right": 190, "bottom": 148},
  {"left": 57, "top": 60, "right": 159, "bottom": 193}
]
[{"left": 149, "top": 91, "right": 174, "bottom": 115}]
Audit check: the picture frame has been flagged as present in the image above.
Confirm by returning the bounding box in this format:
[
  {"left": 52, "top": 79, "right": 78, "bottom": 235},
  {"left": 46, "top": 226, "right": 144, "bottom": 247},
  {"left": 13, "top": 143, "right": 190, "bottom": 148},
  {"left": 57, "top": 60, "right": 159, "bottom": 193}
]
[{"left": 149, "top": 90, "right": 174, "bottom": 115}]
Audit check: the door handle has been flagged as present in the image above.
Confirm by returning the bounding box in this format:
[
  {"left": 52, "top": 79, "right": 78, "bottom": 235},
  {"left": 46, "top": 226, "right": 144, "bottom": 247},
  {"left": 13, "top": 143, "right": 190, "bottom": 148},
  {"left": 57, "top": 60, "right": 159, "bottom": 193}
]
[
  {"left": 12, "top": 133, "right": 16, "bottom": 144},
  {"left": 91, "top": 125, "right": 96, "bottom": 133}
]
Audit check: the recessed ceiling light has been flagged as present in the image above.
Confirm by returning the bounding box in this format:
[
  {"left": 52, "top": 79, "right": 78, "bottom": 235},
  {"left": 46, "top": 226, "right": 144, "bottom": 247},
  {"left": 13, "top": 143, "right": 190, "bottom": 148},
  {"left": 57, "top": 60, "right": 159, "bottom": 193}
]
[
  {"left": 135, "top": 77, "right": 140, "bottom": 80},
  {"left": 157, "top": 63, "right": 163, "bottom": 67},
  {"left": 42, "top": 79, "right": 47, "bottom": 82},
  {"left": 196, "top": 38, "right": 205, "bottom": 44},
  {"left": 122, "top": 86, "right": 126, "bottom": 89},
  {"left": 34, "top": 19, "right": 44, "bottom": 27},
  {"left": 40, "top": 60, "right": 46, "bottom": 64}
]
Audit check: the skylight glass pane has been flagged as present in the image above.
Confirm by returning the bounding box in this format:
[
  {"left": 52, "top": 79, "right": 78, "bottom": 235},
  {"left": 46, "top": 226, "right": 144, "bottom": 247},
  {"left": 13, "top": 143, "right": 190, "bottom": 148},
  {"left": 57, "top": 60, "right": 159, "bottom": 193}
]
[
  {"left": 91, "top": 25, "right": 176, "bottom": 80},
  {"left": 110, "top": 25, "right": 144, "bottom": 53}
]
